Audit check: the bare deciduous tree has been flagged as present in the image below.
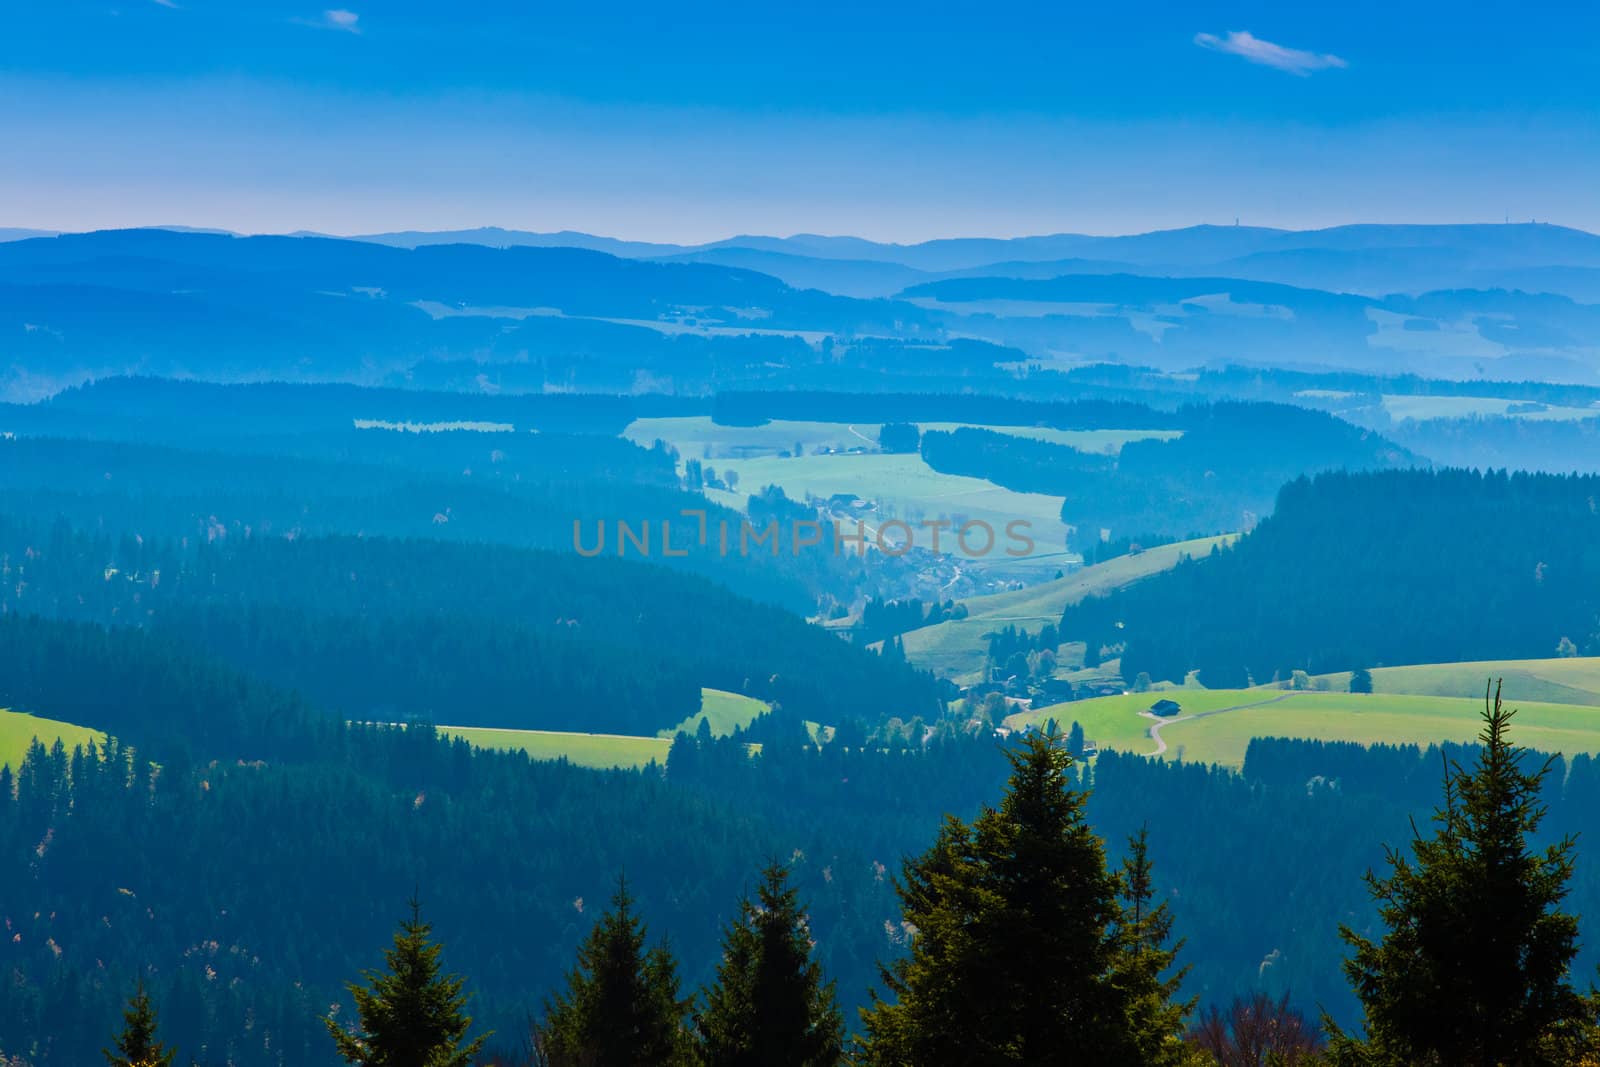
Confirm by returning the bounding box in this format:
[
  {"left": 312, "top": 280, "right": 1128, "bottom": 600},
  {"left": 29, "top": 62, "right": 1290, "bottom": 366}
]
[{"left": 1188, "top": 991, "right": 1324, "bottom": 1066}]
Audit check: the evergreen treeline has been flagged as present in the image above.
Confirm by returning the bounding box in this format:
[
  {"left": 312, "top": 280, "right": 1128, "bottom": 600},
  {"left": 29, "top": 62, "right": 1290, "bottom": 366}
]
[
  {"left": 1062, "top": 468, "right": 1600, "bottom": 686},
  {"left": 0, "top": 520, "right": 939, "bottom": 734},
  {"left": 13, "top": 611, "right": 1600, "bottom": 1064},
  {"left": 63, "top": 692, "right": 1600, "bottom": 1066},
  {"left": 855, "top": 596, "right": 961, "bottom": 646},
  {"left": 708, "top": 391, "right": 1175, "bottom": 430},
  {"left": 0, "top": 433, "right": 854, "bottom": 613},
  {"left": 921, "top": 403, "right": 1412, "bottom": 544}
]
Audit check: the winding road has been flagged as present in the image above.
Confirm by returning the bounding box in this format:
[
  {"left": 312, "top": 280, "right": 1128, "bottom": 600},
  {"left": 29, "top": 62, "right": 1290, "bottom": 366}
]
[{"left": 1139, "top": 693, "right": 1298, "bottom": 756}]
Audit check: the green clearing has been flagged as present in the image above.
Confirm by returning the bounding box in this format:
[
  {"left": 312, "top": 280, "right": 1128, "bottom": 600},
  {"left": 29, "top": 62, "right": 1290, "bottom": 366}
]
[
  {"left": 1381, "top": 394, "right": 1598, "bottom": 423},
  {"left": 622, "top": 416, "right": 1183, "bottom": 573},
  {"left": 658, "top": 688, "right": 770, "bottom": 739},
  {"left": 442, "top": 726, "right": 673, "bottom": 770},
  {"left": 901, "top": 535, "right": 1235, "bottom": 682},
  {"left": 694, "top": 451, "right": 1076, "bottom": 559},
  {"left": 1006, "top": 689, "right": 1600, "bottom": 770},
  {"left": 621, "top": 415, "right": 1177, "bottom": 462},
  {"left": 0, "top": 708, "right": 105, "bottom": 771},
  {"left": 1307, "top": 658, "right": 1600, "bottom": 707}
]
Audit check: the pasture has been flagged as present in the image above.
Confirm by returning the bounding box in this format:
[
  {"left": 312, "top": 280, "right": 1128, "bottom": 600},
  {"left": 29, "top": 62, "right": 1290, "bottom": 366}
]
[
  {"left": 692, "top": 451, "right": 1077, "bottom": 561},
  {"left": 441, "top": 725, "right": 673, "bottom": 770},
  {"left": 1380, "top": 394, "right": 1598, "bottom": 423},
  {"left": 659, "top": 688, "right": 770, "bottom": 739},
  {"left": 1307, "top": 658, "right": 1600, "bottom": 707},
  {"left": 621, "top": 415, "right": 1178, "bottom": 463},
  {"left": 0, "top": 708, "right": 105, "bottom": 772},
  {"left": 622, "top": 416, "right": 1186, "bottom": 573},
  {"left": 1007, "top": 688, "right": 1600, "bottom": 770}
]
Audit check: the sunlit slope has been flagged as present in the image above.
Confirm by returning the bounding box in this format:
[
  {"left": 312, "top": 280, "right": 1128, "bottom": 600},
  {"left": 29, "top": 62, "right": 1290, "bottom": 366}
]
[
  {"left": 658, "top": 688, "right": 769, "bottom": 739},
  {"left": 0, "top": 708, "right": 106, "bottom": 771},
  {"left": 441, "top": 726, "right": 673, "bottom": 770},
  {"left": 446, "top": 686, "right": 769, "bottom": 768},
  {"left": 901, "top": 535, "right": 1236, "bottom": 681},
  {"left": 1006, "top": 689, "right": 1600, "bottom": 769},
  {"left": 1306, "top": 658, "right": 1600, "bottom": 707},
  {"left": 621, "top": 415, "right": 1176, "bottom": 461}
]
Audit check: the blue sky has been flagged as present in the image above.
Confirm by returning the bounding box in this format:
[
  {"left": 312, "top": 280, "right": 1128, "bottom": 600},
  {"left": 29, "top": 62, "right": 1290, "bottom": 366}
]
[{"left": 4, "top": 1, "right": 1598, "bottom": 241}]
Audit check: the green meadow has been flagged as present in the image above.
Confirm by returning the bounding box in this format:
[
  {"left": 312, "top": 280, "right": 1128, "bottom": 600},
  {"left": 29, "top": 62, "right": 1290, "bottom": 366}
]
[
  {"left": 696, "top": 450, "right": 1077, "bottom": 559},
  {"left": 1007, "top": 688, "right": 1600, "bottom": 770},
  {"left": 1308, "top": 658, "right": 1600, "bottom": 707},
  {"left": 622, "top": 415, "right": 1182, "bottom": 569},
  {"left": 0, "top": 708, "right": 106, "bottom": 772},
  {"left": 441, "top": 726, "right": 674, "bottom": 770},
  {"left": 621, "top": 415, "right": 1178, "bottom": 462},
  {"left": 659, "top": 688, "right": 770, "bottom": 738},
  {"left": 448, "top": 687, "right": 769, "bottom": 768},
  {"left": 1380, "top": 394, "right": 1599, "bottom": 423}
]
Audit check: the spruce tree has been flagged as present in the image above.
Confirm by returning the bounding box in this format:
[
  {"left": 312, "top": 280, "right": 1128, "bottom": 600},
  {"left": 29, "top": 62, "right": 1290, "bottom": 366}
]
[
  {"left": 539, "top": 878, "right": 691, "bottom": 1067},
  {"left": 325, "top": 898, "right": 487, "bottom": 1067},
  {"left": 860, "top": 731, "right": 1185, "bottom": 1065},
  {"left": 104, "top": 981, "right": 176, "bottom": 1067},
  {"left": 1067, "top": 721, "right": 1087, "bottom": 760},
  {"left": 694, "top": 862, "right": 844, "bottom": 1067},
  {"left": 1113, "top": 827, "right": 1198, "bottom": 1066},
  {"left": 1327, "top": 682, "right": 1600, "bottom": 1066}
]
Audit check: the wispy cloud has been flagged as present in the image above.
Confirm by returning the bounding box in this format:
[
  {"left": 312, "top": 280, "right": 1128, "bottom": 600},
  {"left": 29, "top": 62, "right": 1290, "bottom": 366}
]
[
  {"left": 150, "top": 0, "right": 181, "bottom": 7},
  {"left": 293, "top": 9, "right": 361, "bottom": 33},
  {"left": 1194, "top": 30, "right": 1346, "bottom": 76}
]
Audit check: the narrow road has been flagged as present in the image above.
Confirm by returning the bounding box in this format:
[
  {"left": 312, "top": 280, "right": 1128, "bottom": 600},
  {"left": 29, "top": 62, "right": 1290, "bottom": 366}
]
[
  {"left": 1139, "top": 693, "right": 1298, "bottom": 756},
  {"left": 846, "top": 424, "right": 877, "bottom": 447}
]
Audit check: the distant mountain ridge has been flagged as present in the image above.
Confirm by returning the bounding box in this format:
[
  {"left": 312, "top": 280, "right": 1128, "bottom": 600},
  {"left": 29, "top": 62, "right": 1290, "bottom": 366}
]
[
  {"left": 20, "top": 221, "right": 1600, "bottom": 298},
  {"left": 341, "top": 222, "right": 1600, "bottom": 301},
  {"left": 5, "top": 225, "right": 1600, "bottom": 397}
]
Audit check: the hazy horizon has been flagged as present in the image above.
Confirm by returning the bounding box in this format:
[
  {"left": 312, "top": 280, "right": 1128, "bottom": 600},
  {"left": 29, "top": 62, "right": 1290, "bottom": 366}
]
[
  {"left": 9, "top": 2, "right": 1600, "bottom": 243},
  {"left": 6, "top": 218, "right": 1600, "bottom": 248}
]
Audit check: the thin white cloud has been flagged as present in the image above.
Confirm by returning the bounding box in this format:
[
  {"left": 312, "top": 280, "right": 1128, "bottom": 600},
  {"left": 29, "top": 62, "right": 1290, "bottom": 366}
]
[
  {"left": 150, "top": 0, "right": 180, "bottom": 7},
  {"left": 1194, "top": 30, "right": 1346, "bottom": 76},
  {"left": 293, "top": 9, "right": 361, "bottom": 33}
]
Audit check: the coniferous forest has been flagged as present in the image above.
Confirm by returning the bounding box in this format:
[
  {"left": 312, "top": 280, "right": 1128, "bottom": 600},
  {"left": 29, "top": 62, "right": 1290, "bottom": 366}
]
[
  {"left": 10, "top": 29, "right": 1600, "bottom": 1059},
  {"left": 6, "top": 371, "right": 1600, "bottom": 1063}
]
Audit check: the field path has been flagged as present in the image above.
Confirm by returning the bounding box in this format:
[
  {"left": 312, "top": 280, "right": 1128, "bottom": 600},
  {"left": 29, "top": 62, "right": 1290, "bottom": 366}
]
[
  {"left": 1140, "top": 693, "right": 1297, "bottom": 756},
  {"left": 846, "top": 424, "right": 876, "bottom": 447}
]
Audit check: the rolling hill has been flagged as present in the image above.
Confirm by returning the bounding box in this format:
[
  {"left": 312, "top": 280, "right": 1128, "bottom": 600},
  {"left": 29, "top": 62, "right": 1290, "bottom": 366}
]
[
  {"left": 0, "top": 708, "right": 105, "bottom": 772},
  {"left": 1061, "top": 468, "right": 1600, "bottom": 688},
  {"left": 1008, "top": 688, "right": 1600, "bottom": 769},
  {"left": 901, "top": 536, "right": 1235, "bottom": 681},
  {"left": 1306, "top": 658, "right": 1600, "bottom": 707}
]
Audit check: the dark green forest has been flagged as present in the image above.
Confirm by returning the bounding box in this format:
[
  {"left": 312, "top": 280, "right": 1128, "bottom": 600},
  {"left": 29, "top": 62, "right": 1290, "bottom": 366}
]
[
  {"left": 6, "top": 366, "right": 1600, "bottom": 1064},
  {"left": 7, "top": 605, "right": 1600, "bottom": 1063},
  {"left": 919, "top": 402, "right": 1412, "bottom": 544},
  {"left": 1061, "top": 468, "right": 1600, "bottom": 686}
]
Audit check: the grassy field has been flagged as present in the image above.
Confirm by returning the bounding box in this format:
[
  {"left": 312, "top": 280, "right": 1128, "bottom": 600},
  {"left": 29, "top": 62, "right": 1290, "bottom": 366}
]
[
  {"left": 621, "top": 416, "right": 1178, "bottom": 462},
  {"left": 1007, "top": 688, "right": 1600, "bottom": 769},
  {"left": 694, "top": 451, "right": 1077, "bottom": 558},
  {"left": 1381, "top": 394, "right": 1599, "bottom": 423},
  {"left": 901, "top": 535, "right": 1235, "bottom": 682},
  {"left": 623, "top": 416, "right": 1184, "bottom": 574},
  {"left": 659, "top": 688, "right": 770, "bottom": 738},
  {"left": 441, "top": 726, "right": 674, "bottom": 769},
  {"left": 1305, "top": 658, "right": 1600, "bottom": 707},
  {"left": 0, "top": 708, "right": 105, "bottom": 771}
]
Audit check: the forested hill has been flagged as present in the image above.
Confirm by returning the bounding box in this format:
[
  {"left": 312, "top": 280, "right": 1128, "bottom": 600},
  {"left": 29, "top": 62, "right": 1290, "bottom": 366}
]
[
  {"left": 12, "top": 604, "right": 1600, "bottom": 1064},
  {"left": 1060, "top": 468, "right": 1600, "bottom": 686},
  {"left": 0, "top": 518, "right": 940, "bottom": 734},
  {"left": 921, "top": 402, "right": 1414, "bottom": 543}
]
